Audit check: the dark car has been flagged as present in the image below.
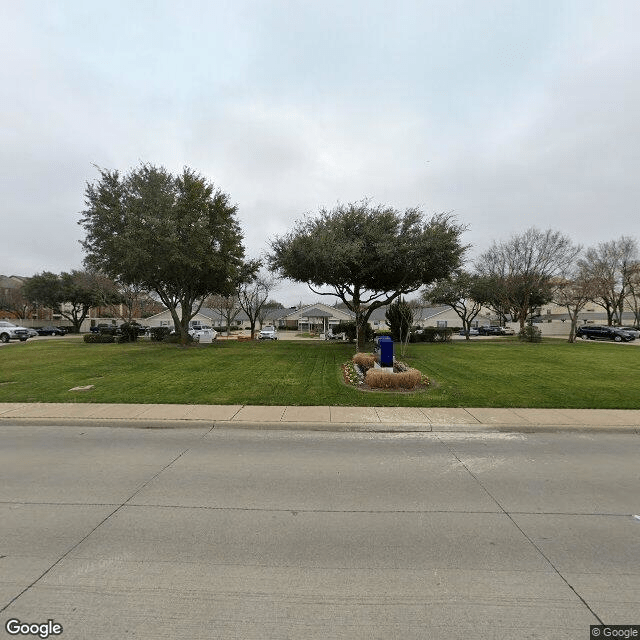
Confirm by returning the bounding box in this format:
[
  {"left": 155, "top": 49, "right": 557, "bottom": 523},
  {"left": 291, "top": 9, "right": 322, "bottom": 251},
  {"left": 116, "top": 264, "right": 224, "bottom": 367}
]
[
  {"left": 620, "top": 326, "right": 640, "bottom": 339},
  {"left": 35, "top": 326, "right": 66, "bottom": 336},
  {"left": 477, "top": 326, "right": 504, "bottom": 336},
  {"left": 575, "top": 326, "right": 635, "bottom": 342},
  {"left": 90, "top": 323, "right": 121, "bottom": 335}
]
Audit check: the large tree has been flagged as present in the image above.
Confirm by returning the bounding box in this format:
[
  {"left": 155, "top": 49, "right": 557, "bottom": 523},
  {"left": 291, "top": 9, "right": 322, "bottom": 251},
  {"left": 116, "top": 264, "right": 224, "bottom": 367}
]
[
  {"left": 268, "top": 201, "right": 466, "bottom": 349},
  {"left": 22, "top": 270, "right": 117, "bottom": 332},
  {"left": 577, "top": 236, "right": 638, "bottom": 325},
  {"left": 476, "top": 228, "right": 581, "bottom": 330},
  {"left": 80, "top": 164, "right": 252, "bottom": 343}
]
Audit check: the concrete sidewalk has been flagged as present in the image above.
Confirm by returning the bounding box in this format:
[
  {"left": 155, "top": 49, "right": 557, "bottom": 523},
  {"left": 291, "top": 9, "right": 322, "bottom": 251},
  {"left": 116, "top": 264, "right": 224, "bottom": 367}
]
[{"left": 1, "top": 402, "right": 640, "bottom": 432}]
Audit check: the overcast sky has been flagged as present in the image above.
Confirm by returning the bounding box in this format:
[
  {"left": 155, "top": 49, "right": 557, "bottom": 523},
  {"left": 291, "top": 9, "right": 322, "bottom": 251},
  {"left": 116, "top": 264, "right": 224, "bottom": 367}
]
[{"left": 2, "top": 1, "right": 639, "bottom": 305}]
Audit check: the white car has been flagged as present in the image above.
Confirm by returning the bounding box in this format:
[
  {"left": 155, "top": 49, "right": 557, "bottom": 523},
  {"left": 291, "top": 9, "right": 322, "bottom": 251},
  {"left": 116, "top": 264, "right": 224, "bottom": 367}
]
[
  {"left": 0, "top": 321, "right": 31, "bottom": 343},
  {"left": 259, "top": 325, "right": 278, "bottom": 340},
  {"left": 189, "top": 325, "right": 217, "bottom": 342}
]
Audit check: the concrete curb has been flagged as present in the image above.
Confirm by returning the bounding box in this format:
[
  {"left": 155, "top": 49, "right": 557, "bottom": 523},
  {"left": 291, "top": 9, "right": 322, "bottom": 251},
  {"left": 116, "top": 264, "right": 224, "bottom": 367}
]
[{"left": 1, "top": 416, "right": 639, "bottom": 434}]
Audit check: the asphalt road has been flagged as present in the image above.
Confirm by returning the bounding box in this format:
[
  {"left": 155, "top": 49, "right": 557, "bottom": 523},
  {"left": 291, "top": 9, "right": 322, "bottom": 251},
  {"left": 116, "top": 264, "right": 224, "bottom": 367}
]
[{"left": 1, "top": 425, "right": 639, "bottom": 639}]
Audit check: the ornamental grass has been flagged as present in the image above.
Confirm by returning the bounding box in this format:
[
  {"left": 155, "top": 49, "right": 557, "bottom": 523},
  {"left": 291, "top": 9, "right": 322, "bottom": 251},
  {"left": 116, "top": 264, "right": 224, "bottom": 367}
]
[
  {"left": 365, "top": 367, "right": 422, "bottom": 390},
  {"left": 352, "top": 352, "right": 376, "bottom": 369}
]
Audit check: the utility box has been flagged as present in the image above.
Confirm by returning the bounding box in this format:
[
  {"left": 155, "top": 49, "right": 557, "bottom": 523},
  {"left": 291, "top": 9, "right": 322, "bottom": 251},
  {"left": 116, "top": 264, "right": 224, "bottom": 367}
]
[{"left": 377, "top": 336, "right": 394, "bottom": 367}]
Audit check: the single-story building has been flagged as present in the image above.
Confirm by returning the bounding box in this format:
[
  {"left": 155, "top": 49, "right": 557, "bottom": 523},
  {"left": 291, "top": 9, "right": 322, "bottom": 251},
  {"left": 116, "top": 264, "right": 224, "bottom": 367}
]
[
  {"left": 277, "top": 303, "right": 354, "bottom": 333},
  {"left": 146, "top": 307, "right": 252, "bottom": 330}
]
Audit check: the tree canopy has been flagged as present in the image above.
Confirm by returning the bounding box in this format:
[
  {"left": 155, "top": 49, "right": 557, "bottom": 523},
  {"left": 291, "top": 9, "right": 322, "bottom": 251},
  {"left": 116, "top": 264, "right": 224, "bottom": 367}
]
[
  {"left": 22, "top": 270, "right": 117, "bottom": 332},
  {"left": 268, "top": 200, "right": 466, "bottom": 349},
  {"left": 424, "top": 270, "right": 488, "bottom": 339},
  {"left": 79, "top": 163, "right": 253, "bottom": 342}
]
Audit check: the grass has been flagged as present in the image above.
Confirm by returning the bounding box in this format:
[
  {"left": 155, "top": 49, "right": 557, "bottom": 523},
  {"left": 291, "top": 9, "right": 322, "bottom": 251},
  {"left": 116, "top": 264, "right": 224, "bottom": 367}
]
[{"left": 0, "top": 336, "right": 638, "bottom": 408}]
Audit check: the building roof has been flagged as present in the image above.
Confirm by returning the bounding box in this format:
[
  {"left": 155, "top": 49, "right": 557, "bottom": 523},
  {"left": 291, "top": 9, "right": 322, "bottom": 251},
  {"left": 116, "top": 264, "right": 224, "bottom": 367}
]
[
  {"left": 299, "top": 307, "right": 333, "bottom": 317},
  {"left": 367, "top": 304, "right": 451, "bottom": 322},
  {"left": 0, "top": 275, "right": 26, "bottom": 290},
  {"left": 282, "top": 303, "right": 354, "bottom": 321}
]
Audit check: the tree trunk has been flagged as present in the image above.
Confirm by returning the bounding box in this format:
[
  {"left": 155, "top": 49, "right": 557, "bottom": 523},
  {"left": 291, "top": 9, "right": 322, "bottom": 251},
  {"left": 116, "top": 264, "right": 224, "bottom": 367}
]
[
  {"left": 168, "top": 305, "right": 189, "bottom": 345},
  {"left": 568, "top": 314, "right": 578, "bottom": 343},
  {"left": 356, "top": 316, "right": 366, "bottom": 351}
]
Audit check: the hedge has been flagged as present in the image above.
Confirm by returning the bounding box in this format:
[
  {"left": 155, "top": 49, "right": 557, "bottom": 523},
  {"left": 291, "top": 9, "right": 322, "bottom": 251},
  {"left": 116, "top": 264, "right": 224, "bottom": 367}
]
[{"left": 83, "top": 334, "right": 115, "bottom": 344}]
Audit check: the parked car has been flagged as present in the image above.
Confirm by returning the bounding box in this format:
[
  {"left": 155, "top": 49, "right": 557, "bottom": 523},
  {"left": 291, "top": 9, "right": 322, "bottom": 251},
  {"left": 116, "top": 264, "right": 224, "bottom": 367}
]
[
  {"left": 458, "top": 328, "right": 479, "bottom": 336},
  {"left": 35, "top": 326, "right": 67, "bottom": 336},
  {"left": 189, "top": 325, "right": 217, "bottom": 341},
  {"left": 620, "top": 326, "right": 640, "bottom": 339},
  {"left": 259, "top": 325, "right": 278, "bottom": 340},
  {"left": 501, "top": 327, "right": 516, "bottom": 335},
  {"left": 575, "top": 326, "right": 635, "bottom": 342},
  {"left": 26, "top": 328, "right": 38, "bottom": 338},
  {"left": 477, "top": 326, "right": 504, "bottom": 336},
  {"left": 0, "top": 321, "right": 31, "bottom": 343},
  {"left": 90, "top": 323, "right": 121, "bottom": 335}
]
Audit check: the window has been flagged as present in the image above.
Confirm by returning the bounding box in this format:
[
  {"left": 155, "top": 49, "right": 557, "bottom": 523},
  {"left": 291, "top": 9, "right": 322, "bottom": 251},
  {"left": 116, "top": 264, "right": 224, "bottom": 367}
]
[{"left": 436, "top": 320, "right": 447, "bottom": 328}]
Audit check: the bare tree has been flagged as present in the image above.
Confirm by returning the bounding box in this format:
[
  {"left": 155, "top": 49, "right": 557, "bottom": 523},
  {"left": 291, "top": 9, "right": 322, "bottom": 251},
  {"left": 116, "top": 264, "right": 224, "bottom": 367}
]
[
  {"left": 552, "top": 268, "right": 599, "bottom": 342},
  {"left": 626, "top": 262, "right": 640, "bottom": 326},
  {"left": 0, "top": 285, "right": 33, "bottom": 320},
  {"left": 106, "top": 283, "right": 153, "bottom": 322},
  {"left": 238, "top": 272, "right": 279, "bottom": 339},
  {"left": 578, "top": 236, "right": 639, "bottom": 325},
  {"left": 476, "top": 228, "right": 581, "bottom": 330},
  {"left": 206, "top": 294, "right": 243, "bottom": 336},
  {"left": 258, "top": 300, "right": 285, "bottom": 330}
]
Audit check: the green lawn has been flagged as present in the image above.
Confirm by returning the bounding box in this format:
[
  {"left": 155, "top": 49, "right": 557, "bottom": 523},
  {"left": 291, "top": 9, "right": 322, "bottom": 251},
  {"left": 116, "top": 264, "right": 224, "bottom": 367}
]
[{"left": 0, "top": 336, "right": 638, "bottom": 408}]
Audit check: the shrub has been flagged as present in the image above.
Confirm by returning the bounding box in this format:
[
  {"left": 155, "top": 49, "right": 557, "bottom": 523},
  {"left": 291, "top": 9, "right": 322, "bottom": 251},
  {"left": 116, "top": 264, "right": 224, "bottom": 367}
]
[
  {"left": 352, "top": 352, "right": 376, "bottom": 369},
  {"left": 83, "top": 334, "right": 115, "bottom": 344},
  {"left": 519, "top": 325, "right": 543, "bottom": 343},
  {"left": 412, "top": 327, "right": 454, "bottom": 342},
  {"left": 119, "top": 322, "right": 141, "bottom": 343},
  {"left": 385, "top": 298, "right": 414, "bottom": 342},
  {"left": 422, "top": 327, "right": 453, "bottom": 342},
  {"left": 163, "top": 333, "right": 195, "bottom": 344},
  {"left": 365, "top": 367, "right": 422, "bottom": 390},
  {"left": 336, "top": 321, "right": 375, "bottom": 343},
  {"left": 150, "top": 327, "right": 171, "bottom": 342}
]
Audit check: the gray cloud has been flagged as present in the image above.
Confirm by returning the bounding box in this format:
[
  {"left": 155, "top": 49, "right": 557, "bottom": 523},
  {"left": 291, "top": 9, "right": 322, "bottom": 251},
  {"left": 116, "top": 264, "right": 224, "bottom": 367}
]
[{"left": 2, "top": 0, "right": 639, "bottom": 304}]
